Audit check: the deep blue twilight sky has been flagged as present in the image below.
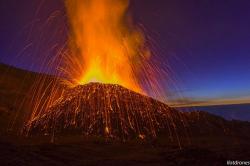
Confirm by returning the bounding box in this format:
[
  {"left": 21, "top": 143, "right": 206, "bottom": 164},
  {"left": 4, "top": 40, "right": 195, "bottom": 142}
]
[{"left": 0, "top": 0, "right": 250, "bottom": 105}]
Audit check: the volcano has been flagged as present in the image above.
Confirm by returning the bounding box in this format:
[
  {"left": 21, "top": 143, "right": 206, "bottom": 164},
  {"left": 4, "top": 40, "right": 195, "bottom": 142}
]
[
  {"left": 25, "top": 82, "right": 250, "bottom": 142},
  {"left": 26, "top": 82, "right": 184, "bottom": 140},
  {"left": 2, "top": 64, "right": 250, "bottom": 165}
]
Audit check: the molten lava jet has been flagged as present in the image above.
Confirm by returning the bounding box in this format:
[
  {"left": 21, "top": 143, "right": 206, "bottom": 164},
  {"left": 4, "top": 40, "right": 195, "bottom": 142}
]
[{"left": 63, "top": 0, "right": 150, "bottom": 93}]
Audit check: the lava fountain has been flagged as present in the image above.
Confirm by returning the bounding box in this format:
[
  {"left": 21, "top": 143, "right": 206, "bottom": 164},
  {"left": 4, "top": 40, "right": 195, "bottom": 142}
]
[{"left": 63, "top": 0, "right": 150, "bottom": 93}]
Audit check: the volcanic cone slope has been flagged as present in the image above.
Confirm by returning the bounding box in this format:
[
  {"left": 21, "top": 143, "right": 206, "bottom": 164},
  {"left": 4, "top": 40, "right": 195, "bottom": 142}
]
[
  {"left": 26, "top": 83, "right": 191, "bottom": 140},
  {"left": 26, "top": 82, "right": 249, "bottom": 141}
]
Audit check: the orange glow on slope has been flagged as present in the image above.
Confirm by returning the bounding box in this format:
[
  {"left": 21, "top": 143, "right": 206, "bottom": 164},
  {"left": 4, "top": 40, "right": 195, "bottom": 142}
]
[{"left": 64, "top": 0, "right": 149, "bottom": 93}]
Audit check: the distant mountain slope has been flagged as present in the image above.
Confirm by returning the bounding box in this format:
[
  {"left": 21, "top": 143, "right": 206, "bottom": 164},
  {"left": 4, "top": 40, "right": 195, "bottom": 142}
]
[
  {"left": 0, "top": 63, "right": 60, "bottom": 133},
  {"left": 0, "top": 63, "right": 38, "bottom": 132},
  {"left": 178, "top": 104, "right": 250, "bottom": 122}
]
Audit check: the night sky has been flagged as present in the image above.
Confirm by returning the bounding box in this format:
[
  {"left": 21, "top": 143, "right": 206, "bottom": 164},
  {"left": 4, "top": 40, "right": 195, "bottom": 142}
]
[{"left": 0, "top": 0, "right": 250, "bottom": 105}]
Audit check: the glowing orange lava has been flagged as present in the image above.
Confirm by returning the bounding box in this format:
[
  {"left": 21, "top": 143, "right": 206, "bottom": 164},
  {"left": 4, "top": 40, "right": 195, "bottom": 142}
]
[
  {"left": 64, "top": 0, "right": 149, "bottom": 93},
  {"left": 22, "top": 0, "right": 175, "bottom": 141}
]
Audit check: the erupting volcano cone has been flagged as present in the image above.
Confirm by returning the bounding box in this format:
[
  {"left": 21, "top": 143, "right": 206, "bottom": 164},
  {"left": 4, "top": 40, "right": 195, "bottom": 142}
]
[
  {"left": 26, "top": 83, "right": 188, "bottom": 140},
  {"left": 24, "top": 82, "right": 250, "bottom": 142}
]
